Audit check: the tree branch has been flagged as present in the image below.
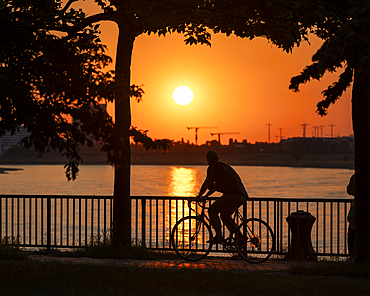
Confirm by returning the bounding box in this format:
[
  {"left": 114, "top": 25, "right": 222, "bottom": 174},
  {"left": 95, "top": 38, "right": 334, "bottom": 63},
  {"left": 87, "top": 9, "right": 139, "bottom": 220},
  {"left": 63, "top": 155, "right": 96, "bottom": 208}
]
[
  {"left": 60, "top": 0, "right": 79, "bottom": 15},
  {"left": 53, "top": 11, "right": 119, "bottom": 36}
]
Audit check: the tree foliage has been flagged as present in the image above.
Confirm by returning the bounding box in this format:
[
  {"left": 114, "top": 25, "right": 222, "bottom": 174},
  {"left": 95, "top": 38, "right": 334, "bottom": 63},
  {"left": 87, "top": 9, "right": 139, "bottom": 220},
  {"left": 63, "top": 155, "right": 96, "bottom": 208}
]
[
  {"left": 0, "top": 0, "right": 171, "bottom": 180},
  {"left": 289, "top": 0, "right": 370, "bottom": 116}
]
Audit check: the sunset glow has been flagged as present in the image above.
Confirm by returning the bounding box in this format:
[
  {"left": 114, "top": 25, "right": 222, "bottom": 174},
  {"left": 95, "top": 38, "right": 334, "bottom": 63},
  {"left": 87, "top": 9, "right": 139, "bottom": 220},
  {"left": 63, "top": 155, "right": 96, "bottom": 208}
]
[{"left": 73, "top": 2, "right": 354, "bottom": 145}]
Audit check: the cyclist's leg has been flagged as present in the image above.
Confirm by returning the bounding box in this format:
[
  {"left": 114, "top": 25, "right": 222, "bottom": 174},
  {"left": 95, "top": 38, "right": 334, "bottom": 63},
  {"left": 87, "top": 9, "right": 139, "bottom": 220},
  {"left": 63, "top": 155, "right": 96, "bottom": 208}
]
[
  {"left": 208, "top": 198, "right": 225, "bottom": 240},
  {"left": 220, "top": 193, "right": 246, "bottom": 235}
]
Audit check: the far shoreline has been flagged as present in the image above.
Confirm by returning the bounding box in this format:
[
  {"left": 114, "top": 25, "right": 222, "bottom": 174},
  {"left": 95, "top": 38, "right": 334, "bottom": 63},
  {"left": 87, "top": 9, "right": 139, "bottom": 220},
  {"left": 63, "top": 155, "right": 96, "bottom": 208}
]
[{"left": 0, "top": 147, "right": 354, "bottom": 170}]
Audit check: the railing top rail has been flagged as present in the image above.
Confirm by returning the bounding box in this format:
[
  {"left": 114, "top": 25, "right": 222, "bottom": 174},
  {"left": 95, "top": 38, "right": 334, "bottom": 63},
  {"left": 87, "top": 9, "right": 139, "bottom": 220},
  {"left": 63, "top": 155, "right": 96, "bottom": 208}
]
[
  {"left": 247, "top": 196, "right": 353, "bottom": 203},
  {"left": 0, "top": 194, "right": 113, "bottom": 200},
  {"left": 0, "top": 194, "right": 353, "bottom": 203},
  {"left": 132, "top": 196, "right": 354, "bottom": 203}
]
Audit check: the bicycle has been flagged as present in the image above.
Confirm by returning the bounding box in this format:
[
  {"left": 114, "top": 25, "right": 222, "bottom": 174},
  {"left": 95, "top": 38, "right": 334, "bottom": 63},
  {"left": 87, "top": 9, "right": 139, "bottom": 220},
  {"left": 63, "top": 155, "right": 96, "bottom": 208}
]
[{"left": 170, "top": 198, "right": 275, "bottom": 263}]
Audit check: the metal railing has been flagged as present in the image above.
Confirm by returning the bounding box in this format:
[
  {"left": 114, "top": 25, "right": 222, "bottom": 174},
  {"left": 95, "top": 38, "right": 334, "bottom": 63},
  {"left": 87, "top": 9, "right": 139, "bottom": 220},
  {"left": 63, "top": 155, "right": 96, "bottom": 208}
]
[
  {"left": 0, "top": 195, "right": 113, "bottom": 250},
  {"left": 0, "top": 195, "right": 353, "bottom": 257}
]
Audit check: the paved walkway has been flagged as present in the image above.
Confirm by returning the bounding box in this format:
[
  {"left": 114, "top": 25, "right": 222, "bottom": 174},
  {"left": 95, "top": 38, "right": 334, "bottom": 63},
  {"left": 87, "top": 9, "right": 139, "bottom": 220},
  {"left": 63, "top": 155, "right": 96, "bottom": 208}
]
[{"left": 30, "top": 255, "right": 290, "bottom": 272}]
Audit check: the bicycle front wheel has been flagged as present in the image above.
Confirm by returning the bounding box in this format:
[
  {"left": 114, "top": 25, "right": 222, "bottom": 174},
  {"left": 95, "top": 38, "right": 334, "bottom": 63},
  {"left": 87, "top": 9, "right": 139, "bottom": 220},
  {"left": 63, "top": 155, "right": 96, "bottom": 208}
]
[
  {"left": 171, "top": 216, "right": 212, "bottom": 262},
  {"left": 235, "top": 218, "right": 275, "bottom": 264}
]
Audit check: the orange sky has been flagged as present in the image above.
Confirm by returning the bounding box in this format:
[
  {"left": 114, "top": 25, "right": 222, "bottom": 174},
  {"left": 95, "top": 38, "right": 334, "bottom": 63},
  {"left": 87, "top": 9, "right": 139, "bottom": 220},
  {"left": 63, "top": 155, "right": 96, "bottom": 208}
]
[{"left": 75, "top": 1, "right": 353, "bottom": 145}]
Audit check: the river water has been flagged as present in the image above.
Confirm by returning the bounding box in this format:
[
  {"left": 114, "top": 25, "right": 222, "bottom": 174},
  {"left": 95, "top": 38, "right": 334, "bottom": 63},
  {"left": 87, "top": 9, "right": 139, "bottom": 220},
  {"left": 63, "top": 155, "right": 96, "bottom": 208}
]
[{"left": 0, "top": 164, "right": 354, "bottom": 199}]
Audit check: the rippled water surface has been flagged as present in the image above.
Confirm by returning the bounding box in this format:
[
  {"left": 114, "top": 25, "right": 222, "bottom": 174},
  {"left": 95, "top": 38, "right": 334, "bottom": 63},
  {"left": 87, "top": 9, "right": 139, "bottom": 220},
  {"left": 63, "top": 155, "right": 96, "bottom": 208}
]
[{"left": 0, "top": 164, "right": 354, "bottom": 199}]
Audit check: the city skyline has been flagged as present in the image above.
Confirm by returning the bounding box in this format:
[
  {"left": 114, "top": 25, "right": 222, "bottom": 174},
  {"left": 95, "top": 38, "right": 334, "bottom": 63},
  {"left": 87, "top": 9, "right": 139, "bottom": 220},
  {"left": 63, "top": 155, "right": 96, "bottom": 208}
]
[{"left": 182, "top": 121, "right": 350, "bottom": 145}]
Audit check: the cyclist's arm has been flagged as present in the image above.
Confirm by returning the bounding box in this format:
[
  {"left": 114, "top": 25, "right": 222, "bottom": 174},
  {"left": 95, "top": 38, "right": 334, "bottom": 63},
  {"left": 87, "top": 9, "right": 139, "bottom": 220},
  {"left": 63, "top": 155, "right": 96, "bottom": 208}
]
[
  {"left": 194, "top": 189, "right": 214, "bottom": 202},
  {"left": 197, "top": 175, "right": 215, "bottom": 200},
  {"left": 204, "top": 187, "right": 215, "bottom": 197}
]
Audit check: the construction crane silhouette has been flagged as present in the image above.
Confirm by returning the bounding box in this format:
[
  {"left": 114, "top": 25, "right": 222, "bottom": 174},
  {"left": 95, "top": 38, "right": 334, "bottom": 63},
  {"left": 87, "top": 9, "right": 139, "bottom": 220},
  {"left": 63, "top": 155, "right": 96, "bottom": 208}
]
[
  {"left": 210, "top": 132, "right": 240, "bottom": 144},
  {"left": 187, "top": 127, "right": 217, "bottom": 145}
]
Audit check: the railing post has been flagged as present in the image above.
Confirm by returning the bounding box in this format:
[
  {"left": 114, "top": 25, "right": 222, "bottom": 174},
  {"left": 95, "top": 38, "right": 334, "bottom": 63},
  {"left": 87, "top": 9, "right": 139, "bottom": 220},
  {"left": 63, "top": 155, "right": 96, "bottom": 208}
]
[
  {"left": 141, "top": 198, "right": 146, "bottom": 247},
  {"left": 47, "top": 197, "right": 51, "bottom": 252}
]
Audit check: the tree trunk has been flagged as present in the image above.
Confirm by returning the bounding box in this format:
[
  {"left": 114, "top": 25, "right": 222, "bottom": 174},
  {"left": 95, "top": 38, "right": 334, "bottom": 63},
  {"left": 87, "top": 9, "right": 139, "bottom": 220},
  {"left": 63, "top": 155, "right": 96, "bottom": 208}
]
[
  {"left": 112, "top": 24, "right": 136, "bottom": 246},
  {"left": 352, "top": 68, "right": 370, "bottom": 263}
]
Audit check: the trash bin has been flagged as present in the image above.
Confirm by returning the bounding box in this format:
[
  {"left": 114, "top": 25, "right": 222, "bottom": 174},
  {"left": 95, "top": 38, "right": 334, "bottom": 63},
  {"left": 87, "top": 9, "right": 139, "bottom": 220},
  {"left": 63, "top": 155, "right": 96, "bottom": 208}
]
[{"left": 286, "top": 210, "right": 317, "bottom": 261}]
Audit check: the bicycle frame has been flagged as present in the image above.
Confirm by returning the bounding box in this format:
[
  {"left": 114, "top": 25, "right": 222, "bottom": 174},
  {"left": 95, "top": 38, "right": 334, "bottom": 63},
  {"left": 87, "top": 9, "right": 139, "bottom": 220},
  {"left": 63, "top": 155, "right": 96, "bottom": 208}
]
[
  {"left": 188, "top": 198, "right": 243, "bottom": 235},
  {"left": 188, "top": 199, "right": 209, "bottom": 221}
]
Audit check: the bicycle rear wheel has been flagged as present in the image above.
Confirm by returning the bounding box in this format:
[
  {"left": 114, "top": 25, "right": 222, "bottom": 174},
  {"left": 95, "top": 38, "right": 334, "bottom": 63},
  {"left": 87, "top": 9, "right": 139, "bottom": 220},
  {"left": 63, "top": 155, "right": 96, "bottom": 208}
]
[
  {"left": 171, "top": 216, "right": 212, "bottom": 262},
  {"left": 235, "top": 218, "right": 275, "bottom": 264}
]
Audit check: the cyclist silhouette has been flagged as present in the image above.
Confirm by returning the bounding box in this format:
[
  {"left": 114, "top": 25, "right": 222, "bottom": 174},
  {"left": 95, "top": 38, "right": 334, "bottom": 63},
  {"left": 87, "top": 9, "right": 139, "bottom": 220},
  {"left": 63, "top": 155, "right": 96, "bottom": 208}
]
[{"left": 196, "top": 150, "right": 250, "bottom": 244}]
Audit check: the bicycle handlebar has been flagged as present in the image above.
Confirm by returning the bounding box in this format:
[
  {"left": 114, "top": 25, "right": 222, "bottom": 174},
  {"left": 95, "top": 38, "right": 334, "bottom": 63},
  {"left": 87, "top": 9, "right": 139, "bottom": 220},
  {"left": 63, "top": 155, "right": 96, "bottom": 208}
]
[{"left": 187, "top": 197, "right": 209, "bottom": 210}]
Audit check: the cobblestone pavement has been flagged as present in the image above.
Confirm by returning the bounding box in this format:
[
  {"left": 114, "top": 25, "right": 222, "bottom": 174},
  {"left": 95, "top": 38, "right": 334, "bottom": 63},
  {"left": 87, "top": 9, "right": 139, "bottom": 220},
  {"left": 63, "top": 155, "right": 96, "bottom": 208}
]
[{"left": 30, "top": 255, "right": 290, "bottom": 272}]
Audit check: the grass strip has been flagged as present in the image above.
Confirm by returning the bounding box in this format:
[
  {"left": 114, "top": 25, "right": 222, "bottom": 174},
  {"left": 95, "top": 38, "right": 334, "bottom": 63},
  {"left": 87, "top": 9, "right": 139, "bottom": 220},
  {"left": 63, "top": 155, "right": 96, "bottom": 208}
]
[{"left": 0, "top": 237, "right": 28, "bottom": 260}]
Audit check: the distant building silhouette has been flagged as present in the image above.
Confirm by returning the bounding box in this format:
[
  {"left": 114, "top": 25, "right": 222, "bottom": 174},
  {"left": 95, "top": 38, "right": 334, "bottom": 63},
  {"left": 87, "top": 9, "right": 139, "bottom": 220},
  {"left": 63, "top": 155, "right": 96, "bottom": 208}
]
[{"left": 0, "top": 126, "right": 30, "bottom": 156}]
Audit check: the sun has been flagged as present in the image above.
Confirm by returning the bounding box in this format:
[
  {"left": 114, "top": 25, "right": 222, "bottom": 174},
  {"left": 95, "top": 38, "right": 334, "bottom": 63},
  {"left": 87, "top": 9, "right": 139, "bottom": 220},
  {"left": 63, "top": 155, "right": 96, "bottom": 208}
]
[{"left": 172, "top": 86, "right": 194, "bottom": 106}]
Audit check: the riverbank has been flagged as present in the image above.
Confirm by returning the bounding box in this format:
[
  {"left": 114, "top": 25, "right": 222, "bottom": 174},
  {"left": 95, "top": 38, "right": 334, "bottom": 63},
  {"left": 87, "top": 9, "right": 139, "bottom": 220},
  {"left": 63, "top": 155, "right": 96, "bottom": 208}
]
[{"left": 0, "top": 145, "right": 354, "bottom": 169}]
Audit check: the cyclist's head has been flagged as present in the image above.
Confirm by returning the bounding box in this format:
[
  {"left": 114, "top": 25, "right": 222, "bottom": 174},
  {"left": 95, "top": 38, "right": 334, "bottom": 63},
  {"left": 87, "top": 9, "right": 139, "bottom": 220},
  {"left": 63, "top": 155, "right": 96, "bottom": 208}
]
[{"left": 205, "top": 150, "right": 218, "bottom": 162}]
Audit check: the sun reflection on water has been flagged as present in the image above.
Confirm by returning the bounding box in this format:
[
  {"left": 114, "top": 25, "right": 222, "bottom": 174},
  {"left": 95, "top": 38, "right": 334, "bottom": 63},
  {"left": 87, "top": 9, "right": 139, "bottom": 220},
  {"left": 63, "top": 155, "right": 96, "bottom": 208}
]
[
  {"left": 166, "top": 167, "right": 201, "bottom": 231},
  {"left": 167, "top": 167, "right": 199, "bottom": 197}
]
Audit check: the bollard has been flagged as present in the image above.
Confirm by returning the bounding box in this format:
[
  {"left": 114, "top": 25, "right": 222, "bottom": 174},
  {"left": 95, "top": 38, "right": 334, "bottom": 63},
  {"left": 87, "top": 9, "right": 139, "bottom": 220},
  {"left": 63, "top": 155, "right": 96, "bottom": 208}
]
[{"left": 286, "top": 210, "right": 317, "bottom": 261}]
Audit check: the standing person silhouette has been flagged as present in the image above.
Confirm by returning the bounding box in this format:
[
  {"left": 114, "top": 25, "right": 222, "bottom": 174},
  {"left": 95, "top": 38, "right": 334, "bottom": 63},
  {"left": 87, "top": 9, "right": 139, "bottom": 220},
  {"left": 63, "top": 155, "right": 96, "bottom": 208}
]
[
  {"left": 196, "top": 150, "right": 249, "bottom": 244},
  {"left": 347, "top": 174, "right": 356, "bottom": 255}
]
